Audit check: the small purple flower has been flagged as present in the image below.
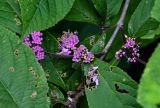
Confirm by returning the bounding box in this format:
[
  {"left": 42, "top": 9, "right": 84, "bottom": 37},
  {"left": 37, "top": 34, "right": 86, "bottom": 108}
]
[
  {"left": 84, "top": 52, "right": 94, "bottom": 63},
  {"left": 32, "top": 45, "right": 43, "bottom": 52},
  {"left": 115, "top": 49, "right": 126, "bottom": 59},
  {"left": 23, "top": 35, "right": 32, "bottom": 46},
  {"left": 86, "top": 66, "right": 99, "bottom": 89},
  {"left": 128, "top": 57, "right": 136, "bottom": 63},
  {"left": 58, "top": 47, "right": 72, "bottom": 55},
  {"left": 23, "top": 31, "right": 44, "bottom": 61},
  {"left": 36, "top": 51, "right": 45, "bottom": 60},
  {"left": 124, "top": 36, "right": 136, "bottom": 49},
  {"left": 31, "top": 31, "right": 43, "bottom": 45}
]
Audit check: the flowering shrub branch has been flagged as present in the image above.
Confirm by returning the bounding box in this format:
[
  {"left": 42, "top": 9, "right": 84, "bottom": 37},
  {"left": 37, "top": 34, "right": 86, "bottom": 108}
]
[{"left": 1, "top": 0, "right": 159, "bottom": 107}]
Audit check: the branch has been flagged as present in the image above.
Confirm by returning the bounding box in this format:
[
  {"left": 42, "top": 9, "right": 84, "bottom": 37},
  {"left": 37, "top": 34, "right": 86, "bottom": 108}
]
[
  {"left": 136, "top": 58, "right": 146, "bottom": 65},
  {"left": 101, "top": 25, "right": 116, "bottom": 32},
  {"left": 101, "top": 0, "right": 130, "bottom": 59},
  {"left": 50, "top": 80, "right": 86, "bottom": 108},
  {"left": 45, "top": 51, "right": 105, "bottom": 59},
  {"left": 45, "top": 51, "right": 73, "bottom": 58}
]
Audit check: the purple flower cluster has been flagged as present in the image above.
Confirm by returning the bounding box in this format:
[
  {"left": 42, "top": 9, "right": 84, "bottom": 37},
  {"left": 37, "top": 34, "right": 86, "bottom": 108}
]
[
  {"left": 58, "top": 31, "right": 94, "bottom": 63},
  {"left": 60, "top": 31, "right": 79, "bottom": 50},
  {"left": 23, "top": 31, "right": 44, "bottom": 61},
  {"left": 115, "top": 35, "right": 140, "bottom": 63},
  {"left": 86, "top": 66, "right": 99, "bottom": 89},
  {"left": 58, "top": 31, "right": 79, "bottom": 55},
  {"left": 72, "top": 45, "right": 94, "bottom": 63}
]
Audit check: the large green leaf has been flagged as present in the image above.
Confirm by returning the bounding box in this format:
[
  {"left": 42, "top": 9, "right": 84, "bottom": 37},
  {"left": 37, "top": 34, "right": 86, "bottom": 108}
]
[
  {"left": 128, "top": 0, "right": 160, "bottom": 38},
  {"left": 20, "top": 0, "right": 75, "bottom": 37},
  {"left": 137, "top": 44, "right": 160, "bottom": 108},
  {"left": 65, "top": 0, "right": 100, "bottom": 24},
  {"left": 0, "top": 26, "right": 50, "bottom": 108},
  {"left": 85, "top": 59, "right": 140, "bottom": 108},
  {"left": 0, "top": 0, "right": 21, "bottom": 33}
]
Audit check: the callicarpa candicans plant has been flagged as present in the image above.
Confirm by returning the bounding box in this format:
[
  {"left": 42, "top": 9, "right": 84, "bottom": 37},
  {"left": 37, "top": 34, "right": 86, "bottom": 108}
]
[{"left": 1, "top": 0, "right": 160, "bottom": 108}]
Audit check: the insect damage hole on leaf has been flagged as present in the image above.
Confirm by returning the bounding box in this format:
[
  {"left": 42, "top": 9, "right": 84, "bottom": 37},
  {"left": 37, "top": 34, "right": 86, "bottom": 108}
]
[
  {"left": 115, "top": 83, "right": 129, "bottom": 93},
  {"left": 9, "top": 67, "right": 15, "bottom": 72},
  {"left": 14, "top": 49, "right": 20, "bottom": 57},
  {"left": 30, "top": 91, "right": 37, "bottom": 98}
]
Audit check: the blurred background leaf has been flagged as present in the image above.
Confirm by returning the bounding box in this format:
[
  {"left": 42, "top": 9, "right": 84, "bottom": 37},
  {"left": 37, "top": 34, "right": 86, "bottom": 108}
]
[{"left": 138, "top": 44, "right": 160, "bottom": 108}]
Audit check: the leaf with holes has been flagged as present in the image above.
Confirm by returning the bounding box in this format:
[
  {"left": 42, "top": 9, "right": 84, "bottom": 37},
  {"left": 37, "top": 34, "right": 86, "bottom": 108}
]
[
  {"left": 0, "top": 26, "right": 50, "bottom": 108},
  {"left": 137, "top": 44, "right": 160, "bottom": 108},
  {"left": 85, "top": 59, "right": 141, "bottom": 108},
  {"left": 0, "top": 0, "right": 21, "bottom": 33},
  {"left": 20, "top": 0, "right": 75, "bottom": 37}
]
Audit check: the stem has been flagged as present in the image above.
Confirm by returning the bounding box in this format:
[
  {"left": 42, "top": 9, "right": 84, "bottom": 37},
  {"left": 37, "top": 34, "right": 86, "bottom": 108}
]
[
  {"left": 45, "top": 51, "right": 105, "bottom": 59},
  {"left": 45, "top": 51, "right": 73, "bottom": 58},
  {"left": 101, "top": 25, "right": 116, "bottom": 32},
  {"left": 136, "top": 58, "right": 146, "bottom": 65},
  {"left": 50, "top": 80, "right": 85, "bottom": 108},
  {"left": 101, "top": 0, "right": 130, "bottom": 59}
]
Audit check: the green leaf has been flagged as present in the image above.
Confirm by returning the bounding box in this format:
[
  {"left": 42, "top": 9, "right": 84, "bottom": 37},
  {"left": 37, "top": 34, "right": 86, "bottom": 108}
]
[
  {"left": 128, "top": 0, "right": 160, "bottom": 38},
  {"left": 151, "top": 0, "right": 160, "bottom": 22},
  {"left": 137, "top": 44, "right": 160, "bottom": 108},
  {"left": 81, "top": 33, "right": 106, "bottom": 53},
  {"left": 48, "top": 84, "right": 64, "bottom": 106},
  {"left": 141, "top": 25, "right": 160, "bottom": 39},
  {"left": 106, "top": 0, "right": 123, "bottom": 19},
  {"left": 65, "top": 0, "right": 100, "bottom": 24},
  {"left": 90, "top": 33, "right": 106, "bottom": 53},
  {"left": 20, "top": 0, "right": 75, "bottom": 37},
  {"left": 0, "top": 0, "right": 21, "bottom": 33},
  {"left": 66, "top": 69, "right": 82, "bottom": 91},
  {"left": 0, "top": 26, "right": 49, "bottom": 108},
  {"left": 92, "top": 0, "right": 123, "bottom": 20},
  {"left": 51, "top": 58, "right": 74, "bottom": 87},
  {"left": 92, "top": 0, "right": 107, "bottom": 19},
  {"left": 41, "top": 56, "right": 66, "bottom": 90},
  {"left": 43, "top": 31, "right": 59, "bottom": 52},
  {"left": 85, "top": 59, "right": 140, "bottom": 108}
]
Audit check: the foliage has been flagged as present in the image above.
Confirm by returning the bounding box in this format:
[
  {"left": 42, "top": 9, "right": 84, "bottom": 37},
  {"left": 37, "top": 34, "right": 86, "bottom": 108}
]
[
  {"left": 0, "top": 0, "right": 160, "bottom": 108},
  {"left": 138, "top": 44, "right": 160, "bottom": 108}
]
